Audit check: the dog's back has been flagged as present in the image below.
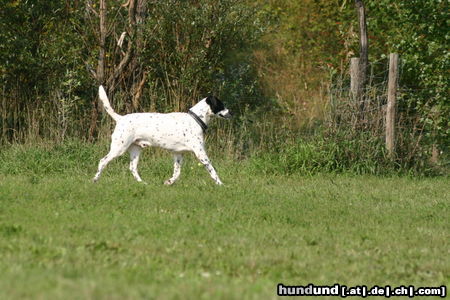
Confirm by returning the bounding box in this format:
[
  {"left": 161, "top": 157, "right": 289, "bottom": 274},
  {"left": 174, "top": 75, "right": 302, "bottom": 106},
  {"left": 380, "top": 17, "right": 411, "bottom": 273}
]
[{"left": 112, "top": 112, "right": 202, "bottom": 153}]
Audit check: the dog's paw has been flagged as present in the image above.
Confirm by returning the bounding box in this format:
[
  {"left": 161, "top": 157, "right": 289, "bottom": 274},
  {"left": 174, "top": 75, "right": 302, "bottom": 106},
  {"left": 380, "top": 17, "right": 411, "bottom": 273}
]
[
  {"left": 164, "top": 179, "right": 174, "bottom": 185},
  {"left": 135, "top": 178, "right": 147, "bottom": 184}
]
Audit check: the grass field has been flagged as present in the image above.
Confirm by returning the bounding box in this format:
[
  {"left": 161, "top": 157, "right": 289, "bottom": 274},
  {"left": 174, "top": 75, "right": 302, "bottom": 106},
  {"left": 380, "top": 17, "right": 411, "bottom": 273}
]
[{"left": 0, "top": 144, "right": 449, "bottom": 299}]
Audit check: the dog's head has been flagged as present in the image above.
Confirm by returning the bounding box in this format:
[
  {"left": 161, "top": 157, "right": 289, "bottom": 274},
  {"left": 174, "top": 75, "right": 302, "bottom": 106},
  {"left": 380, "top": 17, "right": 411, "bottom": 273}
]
[{"left": 206, "top": 96, "right": 232, "bottom": 119}]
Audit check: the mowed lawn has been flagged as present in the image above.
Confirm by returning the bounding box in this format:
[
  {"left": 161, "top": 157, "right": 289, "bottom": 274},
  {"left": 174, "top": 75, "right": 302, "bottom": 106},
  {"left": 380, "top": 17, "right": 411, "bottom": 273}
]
[{"left": 0, "top": 160, "right": 448, "bottom": 299}]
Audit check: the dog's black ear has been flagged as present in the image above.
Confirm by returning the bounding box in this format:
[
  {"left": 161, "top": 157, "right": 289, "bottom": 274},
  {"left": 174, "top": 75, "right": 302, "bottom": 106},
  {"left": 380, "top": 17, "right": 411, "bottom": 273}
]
[
  {"left": 206, "top": 95, "right": 215, "bottom": 106},
  {"left": 206, "top": 95, "right": 225, "bottom": 114}
]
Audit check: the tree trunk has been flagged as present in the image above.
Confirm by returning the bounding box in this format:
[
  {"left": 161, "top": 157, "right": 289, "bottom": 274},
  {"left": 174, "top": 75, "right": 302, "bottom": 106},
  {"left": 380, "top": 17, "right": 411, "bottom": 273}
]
[
  {"left": 88, "top": 0, "right": 107, "bottom": 141},
  {"left": 106, "top": 0, "right": 136, "bottom": 93},
  {"left": 355, "top": 0, "right": 369, "bottom": 116},
  {"left": 96, "top": 0, "right": 107, "bottom": 84}
]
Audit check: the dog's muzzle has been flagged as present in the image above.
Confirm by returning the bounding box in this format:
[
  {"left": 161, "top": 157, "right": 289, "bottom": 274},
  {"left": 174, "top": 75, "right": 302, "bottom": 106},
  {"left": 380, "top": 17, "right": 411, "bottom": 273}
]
[{"left": 218, "top": 109, "right": 233, "bottom": 119}]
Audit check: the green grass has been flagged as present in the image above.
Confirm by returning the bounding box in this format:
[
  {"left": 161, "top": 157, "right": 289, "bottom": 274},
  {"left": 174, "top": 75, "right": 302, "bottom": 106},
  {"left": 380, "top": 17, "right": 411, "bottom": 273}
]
[{"left": 0, "top": 144, "right": 449, "bottom": 299}]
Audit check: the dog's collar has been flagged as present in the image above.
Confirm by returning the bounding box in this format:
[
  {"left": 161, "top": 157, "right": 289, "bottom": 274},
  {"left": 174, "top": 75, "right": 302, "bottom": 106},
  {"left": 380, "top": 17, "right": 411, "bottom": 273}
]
[{"left": 188, "top": 110, "right": 208, "bottom": 133}]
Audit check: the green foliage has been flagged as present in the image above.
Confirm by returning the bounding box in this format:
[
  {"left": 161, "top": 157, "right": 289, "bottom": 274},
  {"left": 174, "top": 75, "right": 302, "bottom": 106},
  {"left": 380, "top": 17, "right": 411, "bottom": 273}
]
[
  {"left": 141, "top": 0, "right": 265, "bottom": 110},
  {"left": 255, "top": 0, "right": 448, "bottom": 160},
  {"left": 0, "top": 0, "right": 92, "bottom": 141},
  {"left": 0, "top": 1, "right": 88, "bottom": 88},
  {"left": 249, "top": 124, "right": 449, "bottom": 176},
  {"left": 365, "top": 0, "right": 449, "bottom": 152},
  {"left": 250, "top": 132, "right": 390, "bottom": 176},
  {"left": 0, "top": 0, "right": 447, "bottom": 172},
  {"left": 258, "top": 0, "right": 355, "bottom": 66},
  {"left": 0, "top": 0, "right": 266, "bottom": 142}
]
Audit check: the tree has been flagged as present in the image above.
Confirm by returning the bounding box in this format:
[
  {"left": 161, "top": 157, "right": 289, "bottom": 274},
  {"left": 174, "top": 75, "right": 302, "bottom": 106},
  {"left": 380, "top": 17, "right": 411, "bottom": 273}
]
[{"left": 354, "top": 0, "right": 368, "bottom": 115}]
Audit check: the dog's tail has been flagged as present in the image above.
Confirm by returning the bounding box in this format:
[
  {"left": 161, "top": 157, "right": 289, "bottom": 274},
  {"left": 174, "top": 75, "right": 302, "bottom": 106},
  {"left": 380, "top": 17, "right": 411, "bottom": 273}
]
[{"left": 98, "top": 85, "right": 122, "bottom": 121}]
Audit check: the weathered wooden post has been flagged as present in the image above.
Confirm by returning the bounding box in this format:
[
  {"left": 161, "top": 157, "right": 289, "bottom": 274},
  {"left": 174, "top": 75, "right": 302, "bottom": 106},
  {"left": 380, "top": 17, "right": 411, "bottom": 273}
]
[
  {"left": 350, "top": 57, "right": 360, "bottom": 102},
  {"left": 386, "top": 53, "right": 399, "bottom": 158}
]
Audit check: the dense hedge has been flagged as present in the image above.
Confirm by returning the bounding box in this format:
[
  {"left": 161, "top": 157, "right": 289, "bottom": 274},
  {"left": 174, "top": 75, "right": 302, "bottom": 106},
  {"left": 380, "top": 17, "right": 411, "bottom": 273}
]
[{"left": 0, "top": 0, "right": 447, "bottom": 172}]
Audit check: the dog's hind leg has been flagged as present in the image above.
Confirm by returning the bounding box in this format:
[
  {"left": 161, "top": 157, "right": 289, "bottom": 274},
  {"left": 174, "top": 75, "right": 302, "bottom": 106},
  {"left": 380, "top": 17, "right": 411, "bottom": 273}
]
[
  {"left": 128, "top": 144, "right": 145, "bottom": 183},
  {"left": 93, "top": 140, "right": 130, "bottom": 182},
  {"left": 192, "top": 148, "right": 223, "bottom": 185},
  {"left": 164, "top": 153, "right": 183, "bottom": 185}
]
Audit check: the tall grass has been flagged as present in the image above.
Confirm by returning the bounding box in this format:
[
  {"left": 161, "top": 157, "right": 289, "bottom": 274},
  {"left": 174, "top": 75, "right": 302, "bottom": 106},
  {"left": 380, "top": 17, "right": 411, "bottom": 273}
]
[
  {"left": 0, "top": 127, "right": 444, "bottom": 180},
  {"left": 1, "top": 60, "right": 446, "bottom": 177}
]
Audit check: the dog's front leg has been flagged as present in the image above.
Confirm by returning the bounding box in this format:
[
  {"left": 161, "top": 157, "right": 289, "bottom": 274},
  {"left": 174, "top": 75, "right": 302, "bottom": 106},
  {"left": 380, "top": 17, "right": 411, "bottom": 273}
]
[
  {"left": 164, "top": 153, "right": 183, "bottom": 185},
  {"left": 193, "top": 148, "right": 223, "bottom": 185}
]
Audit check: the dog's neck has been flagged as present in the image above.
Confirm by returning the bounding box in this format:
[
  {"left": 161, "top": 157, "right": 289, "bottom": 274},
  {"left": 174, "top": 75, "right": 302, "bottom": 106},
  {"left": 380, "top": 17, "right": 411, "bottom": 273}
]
[{"left": 189, "top": 99, "right": 214, "bottom": 125}]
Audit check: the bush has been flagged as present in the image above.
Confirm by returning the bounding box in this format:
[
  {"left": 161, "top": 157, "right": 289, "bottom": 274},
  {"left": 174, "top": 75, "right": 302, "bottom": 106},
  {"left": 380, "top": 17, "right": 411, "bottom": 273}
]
[{"left": 248, "top": 127, "right": 445, "bottom": 176}]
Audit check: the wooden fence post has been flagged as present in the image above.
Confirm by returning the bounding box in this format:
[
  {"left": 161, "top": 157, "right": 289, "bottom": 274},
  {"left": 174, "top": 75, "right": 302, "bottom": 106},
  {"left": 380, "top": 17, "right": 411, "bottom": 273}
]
[
  {"left": 386, "top": 53, "right": 399, "bottom": 158},
  {"left": 350, "top": 57, "right": 360, "bottom": 102}
]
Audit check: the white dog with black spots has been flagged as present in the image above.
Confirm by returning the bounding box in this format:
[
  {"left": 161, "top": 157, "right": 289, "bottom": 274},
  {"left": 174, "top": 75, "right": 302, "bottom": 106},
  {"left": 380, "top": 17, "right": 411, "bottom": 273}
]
[{"left": 93, "top": 86, "right": 232, "bottom": 185}]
